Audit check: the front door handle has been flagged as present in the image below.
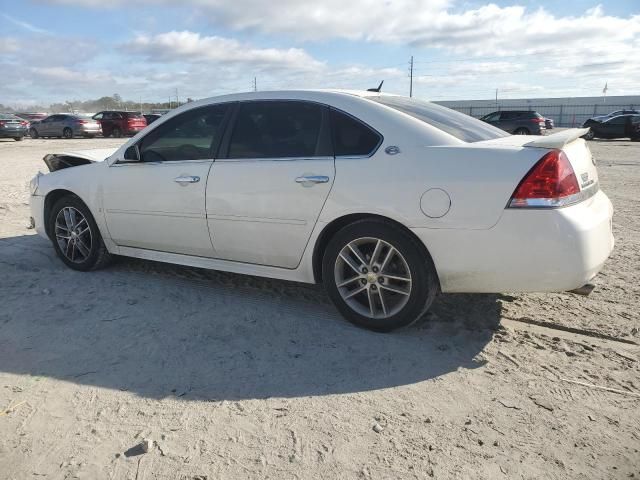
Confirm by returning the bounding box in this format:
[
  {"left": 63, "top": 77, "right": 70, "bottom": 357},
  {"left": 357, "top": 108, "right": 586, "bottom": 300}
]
[
  {"left": 295, "top": 175, "right": 330, "bottom": 186},
  {"left": 174, "top": 175, "right": 200, "bottom": 185}
]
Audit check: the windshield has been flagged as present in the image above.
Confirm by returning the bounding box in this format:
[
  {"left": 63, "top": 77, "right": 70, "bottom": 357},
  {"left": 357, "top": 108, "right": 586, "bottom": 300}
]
[{"left": 369, "top": 96, "right": 509, "bottom": 143}]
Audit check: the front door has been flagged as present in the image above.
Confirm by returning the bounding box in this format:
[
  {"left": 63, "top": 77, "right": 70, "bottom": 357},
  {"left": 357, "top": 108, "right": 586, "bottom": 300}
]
[
  {"left": 206, "top": 100, "right": 335, "bottom": 269},
  {"left": 102, "top": 103, "right": 232, "bottom": 257}
]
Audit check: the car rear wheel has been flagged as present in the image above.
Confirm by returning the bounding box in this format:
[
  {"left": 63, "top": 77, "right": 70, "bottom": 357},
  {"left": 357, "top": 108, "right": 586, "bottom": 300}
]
[
  {"left": 49, "top": 195, "right": 113, "bottom": 271},
  {"left": 322, "top": 219, "right": 438, "bottom": 332},
  {"left": 514, "top": 128, "right": 529, "bottom": 135},
  {"left": 14, "top": 137, "right": 23, "bottom": 141},
  {"left": 29, "top": 128, "right": 38, "bottom": 139},
  {"left": 583, "top": 130, "right": 595, "bottom": 140},
  {"left": 112, "top": 127, "right": 122, "bottom": 138},
  {"left": 63, "top": 127, "right": 73, "bottom": 139}
]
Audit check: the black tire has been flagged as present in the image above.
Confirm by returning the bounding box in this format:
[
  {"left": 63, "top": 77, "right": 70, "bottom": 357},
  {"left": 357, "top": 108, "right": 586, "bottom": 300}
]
[
  {"left": 583, "top": 130, "right": 595, "bottom": 140},
  {"left": 514, "top": 128, "right": 529, "bottom": 135},
  {"left": 63, "top": 127, "right": 73, "bottom": 139},
  {"left": 112, "top": 127, "right": 122, "bottom": 138},
  {"left": 29, "top": 128, "right": 38, "bottom": 139},
  {"left": 48, "top": 195, "right": 113, "bottom": 271},
  {"left": 14, "top": 137, "right": 23, "bottom": 141},
  {"left": 322, "top": 219, "right": 438, "bottom": 332}
]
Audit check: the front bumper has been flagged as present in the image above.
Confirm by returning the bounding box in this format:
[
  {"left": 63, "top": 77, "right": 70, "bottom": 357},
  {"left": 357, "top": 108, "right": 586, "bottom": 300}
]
[
  {"left": 412, "top": 190, "right": 614, "bottom": 293},
  {"left": 30, "top": 194, "right": 48, "bottom": 239}
]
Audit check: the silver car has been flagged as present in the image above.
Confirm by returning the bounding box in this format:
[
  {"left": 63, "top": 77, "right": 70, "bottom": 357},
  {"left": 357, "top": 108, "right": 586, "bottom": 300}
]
[{"left": 30, "top": 114, "right": 101, "bottom": 139}]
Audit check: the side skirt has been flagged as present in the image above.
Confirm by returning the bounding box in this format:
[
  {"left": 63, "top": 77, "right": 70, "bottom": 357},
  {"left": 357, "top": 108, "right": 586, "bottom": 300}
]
[{"left": 115, "top": 246, "right": 315, "bottom": 284}]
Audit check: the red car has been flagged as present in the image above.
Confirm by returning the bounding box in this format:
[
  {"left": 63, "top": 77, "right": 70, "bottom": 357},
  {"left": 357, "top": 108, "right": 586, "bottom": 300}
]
[{"left": 92, "top": 111, "right": 147, "bottom": 137}]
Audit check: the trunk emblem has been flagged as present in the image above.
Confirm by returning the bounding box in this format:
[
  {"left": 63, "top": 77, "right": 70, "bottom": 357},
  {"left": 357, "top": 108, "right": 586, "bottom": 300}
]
[{"left": 581, "top": 172, "right": 589, "bottom": 183}]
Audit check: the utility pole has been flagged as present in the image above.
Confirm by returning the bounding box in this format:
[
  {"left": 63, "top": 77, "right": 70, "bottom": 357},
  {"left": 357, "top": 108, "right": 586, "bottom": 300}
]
[
  {"left": 409, "top": 56, "right": 414, "bottom": 98},
  {"left": 495, "top": 88, "right": 498, "bottom": 108},
  {"left": 253, "top": 77, "right": 257, "bottom": 92},
  {"left": 175, "top": 88, "right": 179, "bottom": 106},
  {"left": 139, "top": 96, "right": 142, "bottom": 114}
]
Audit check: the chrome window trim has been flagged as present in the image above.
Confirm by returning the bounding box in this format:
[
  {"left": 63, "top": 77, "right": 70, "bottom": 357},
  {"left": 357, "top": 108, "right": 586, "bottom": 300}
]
[
  {"left": 112, "top": 159, "right": 214, "bottom": 167},
  {"left": 507, "top": 181, "right": 600, "bottom": 209},
  {"left": 215, "top": 156, "right": 335, "bottom": 163}
]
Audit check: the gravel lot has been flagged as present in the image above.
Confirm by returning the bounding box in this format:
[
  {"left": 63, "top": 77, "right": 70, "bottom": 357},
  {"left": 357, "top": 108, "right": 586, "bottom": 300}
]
[{"left": 0, "top": 136, "right": 638, "bottom": 479}]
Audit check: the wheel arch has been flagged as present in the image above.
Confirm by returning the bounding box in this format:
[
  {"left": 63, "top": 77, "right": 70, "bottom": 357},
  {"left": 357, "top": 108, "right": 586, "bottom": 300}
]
[
  {"left": 43, "top": 189, "right": 83, "bottom": 239},
  {"left": 311, "top": 213, "right": 441, "bottom": 290}
]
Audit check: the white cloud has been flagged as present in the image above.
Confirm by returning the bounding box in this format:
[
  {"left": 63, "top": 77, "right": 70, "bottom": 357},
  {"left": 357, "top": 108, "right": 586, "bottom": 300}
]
[
  {"left": 123, "top": 31, "right": 325, "bottom": 72},
  {"left": 1, "top": 13, "right": 49, "bottom": 34}
]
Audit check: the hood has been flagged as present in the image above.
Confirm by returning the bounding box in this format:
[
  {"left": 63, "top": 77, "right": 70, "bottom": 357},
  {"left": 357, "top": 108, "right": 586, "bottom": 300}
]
[{"left": 43, "top": 147, "right": 118, "bottom": 172}]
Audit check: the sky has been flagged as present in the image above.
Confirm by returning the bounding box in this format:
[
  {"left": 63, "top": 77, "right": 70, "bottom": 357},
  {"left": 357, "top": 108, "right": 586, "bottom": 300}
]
[{"left": 0, "top": 0, "right": 639, "bottom": 107}]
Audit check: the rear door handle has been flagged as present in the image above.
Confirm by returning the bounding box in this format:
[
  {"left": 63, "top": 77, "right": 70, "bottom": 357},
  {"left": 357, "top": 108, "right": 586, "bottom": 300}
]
[
  {"left": 174, "top": 175, "right": 200, "bottom": 184},
  {"left": 295, "top": 175, "right": 330, "bottom": 185}
]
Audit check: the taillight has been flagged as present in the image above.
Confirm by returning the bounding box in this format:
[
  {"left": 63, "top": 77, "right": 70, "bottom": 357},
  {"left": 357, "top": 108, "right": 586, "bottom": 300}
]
[
  {"left": 0, "top": 121, "right": 5, "bottom": 127},
  {"left": 75, "top": 119, "right": 89, "bottom": 124},
  {"left": 509, "top": 150, "right": 581, "bottom": 208},
  {"left": 20, "top": 121, "right": 28, "bottom": 126}
]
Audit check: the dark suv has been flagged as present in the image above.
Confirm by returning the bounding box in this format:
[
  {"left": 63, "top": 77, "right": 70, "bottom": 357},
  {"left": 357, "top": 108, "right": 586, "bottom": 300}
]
[
  {"left": 92, "top": 111, "right": 147, "bottom": 137},
  {"left": 480, "top": 110, "right": 546, "bottom": 135}
]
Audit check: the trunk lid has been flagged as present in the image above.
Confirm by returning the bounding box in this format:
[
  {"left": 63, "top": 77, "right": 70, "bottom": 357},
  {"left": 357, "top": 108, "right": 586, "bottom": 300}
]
[{"left": 477, "top": 128, "right": 598, "bottom": 193}]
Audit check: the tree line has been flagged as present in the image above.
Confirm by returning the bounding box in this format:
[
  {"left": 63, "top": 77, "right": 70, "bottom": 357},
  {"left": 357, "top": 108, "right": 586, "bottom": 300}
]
[{"left": 1, "top": 94, "right": 195, "bottom": 114}]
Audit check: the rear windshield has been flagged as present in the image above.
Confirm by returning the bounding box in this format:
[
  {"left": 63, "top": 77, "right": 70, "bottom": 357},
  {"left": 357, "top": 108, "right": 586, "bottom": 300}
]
[
  {"left": 0, "top": 113, "right": 21, "bottom": 120},
  {"left": 125, "top": 112, "right": 144, "bottom": 118},
  {"left": 369, "top": 96, "right": 509, "bottom": 143}
]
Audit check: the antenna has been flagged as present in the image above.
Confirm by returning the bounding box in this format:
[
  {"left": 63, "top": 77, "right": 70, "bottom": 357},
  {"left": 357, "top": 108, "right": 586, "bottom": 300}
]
[{"left": 367, "top": 80, "right": 384, "bottom": 93}]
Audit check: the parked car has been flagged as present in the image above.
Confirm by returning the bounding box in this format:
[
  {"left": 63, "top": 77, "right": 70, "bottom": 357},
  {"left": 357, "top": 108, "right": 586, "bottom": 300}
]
[
  {"left": 143, "top": 113, "right": 162, "bottom": 125},
  {"left": 15, "top": 112, "right": 48, "bottom": 123},
  {"left": 29, "top": 91, "right": 613, "bottom": 332},
  {"left": 0, "top": 113, "right": 29, "bottom": 141},
  {"left": 632, "top": 117, "right": 640, "bottom": 141},
  {"left": 29, "top": 114, "right": 101, "bottom": 139},
  {"left": 479, "top": 110, "right": 546, "bottom": 135},
  {"left": 591, "top": 109, "right": 639, "bottom": 122},
  {"left": 582, "top": 114, "right": 640, "bottom": 140},
  {"left": 92, "top": 111, "right": 147, "bottom": 137},
  {"left": 544, "top": 117, "right": 554, "bottom": 129}
]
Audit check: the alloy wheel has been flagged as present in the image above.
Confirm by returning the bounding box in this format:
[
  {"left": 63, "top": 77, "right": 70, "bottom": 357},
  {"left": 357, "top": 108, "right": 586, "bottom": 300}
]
[
  {"left": 334, "top": 237, "right": 412, "bottom": 319},
  {"left": 54, "top": 207, "right": 93, "bottom": 263}
]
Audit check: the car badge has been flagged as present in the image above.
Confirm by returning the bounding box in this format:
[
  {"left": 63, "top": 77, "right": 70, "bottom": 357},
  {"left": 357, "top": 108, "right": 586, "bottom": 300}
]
[{"left": 385, "top": 145, "right": 400, "bottom": 155}]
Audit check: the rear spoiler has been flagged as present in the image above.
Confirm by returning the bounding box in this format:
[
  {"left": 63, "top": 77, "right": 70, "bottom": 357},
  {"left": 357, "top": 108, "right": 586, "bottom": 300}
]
[{"left": 524, "top": 128, "right": 590, "bottom": 149}]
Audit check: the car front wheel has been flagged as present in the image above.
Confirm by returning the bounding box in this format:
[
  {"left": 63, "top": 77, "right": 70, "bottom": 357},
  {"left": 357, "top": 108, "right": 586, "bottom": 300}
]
[
  {"left": 49, "top": 195, "right": 113, "bottom": 271},
  {"left": 322, "top": 219, "right": 438, "bottom": 332}
]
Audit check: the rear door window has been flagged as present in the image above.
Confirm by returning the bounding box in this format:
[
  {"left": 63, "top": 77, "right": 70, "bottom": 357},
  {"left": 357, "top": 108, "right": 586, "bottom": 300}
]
[
  {"left": 139, "top": 104, "right": 231, "bottom": 162},
  {"left": 330, "top": 109, "right": 381, "bottom": 157},
  {"left": 227, "top": 101, "right": 329, "bottom": 159}
]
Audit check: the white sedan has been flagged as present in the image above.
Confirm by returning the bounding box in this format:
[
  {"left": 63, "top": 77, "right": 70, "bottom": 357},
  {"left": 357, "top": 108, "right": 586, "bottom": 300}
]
[{"left": 29, "top": 90, "right": 614, "bottom": 331}]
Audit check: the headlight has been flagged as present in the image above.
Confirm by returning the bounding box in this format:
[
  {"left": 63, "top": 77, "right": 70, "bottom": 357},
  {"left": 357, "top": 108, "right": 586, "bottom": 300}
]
[{"left": 29, "top": 173, "right": 41, "bottom": 196}]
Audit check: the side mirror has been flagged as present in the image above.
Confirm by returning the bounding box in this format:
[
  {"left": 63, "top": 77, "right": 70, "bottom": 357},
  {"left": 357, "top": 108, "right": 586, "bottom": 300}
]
[{"left": 124, "top": 145, "right": 141, "bottom": 162}]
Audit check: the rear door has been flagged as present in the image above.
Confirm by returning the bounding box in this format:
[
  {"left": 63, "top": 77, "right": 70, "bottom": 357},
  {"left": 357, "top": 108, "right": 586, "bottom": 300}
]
[
  {"left": 600, "top": 116, "right": 627, "bottom": 138},
  {"left": 206, "top": 100, "right": 334, "bottom": 268}
]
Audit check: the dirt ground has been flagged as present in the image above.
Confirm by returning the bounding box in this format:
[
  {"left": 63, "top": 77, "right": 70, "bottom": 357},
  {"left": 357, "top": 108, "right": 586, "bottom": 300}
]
[{"left": 0, "top": 136, "right": 638, "bottom": 480}]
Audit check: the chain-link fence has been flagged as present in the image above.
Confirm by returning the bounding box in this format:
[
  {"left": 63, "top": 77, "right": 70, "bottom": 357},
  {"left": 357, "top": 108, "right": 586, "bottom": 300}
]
[{"left": 439, "top": 104, "right": 638, "bottom": 128}]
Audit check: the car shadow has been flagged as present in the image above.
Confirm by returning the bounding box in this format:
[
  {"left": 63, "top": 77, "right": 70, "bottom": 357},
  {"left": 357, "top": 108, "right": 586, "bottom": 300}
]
[{"left": 0, "top": 234, "right": 502, "bottom": 401}]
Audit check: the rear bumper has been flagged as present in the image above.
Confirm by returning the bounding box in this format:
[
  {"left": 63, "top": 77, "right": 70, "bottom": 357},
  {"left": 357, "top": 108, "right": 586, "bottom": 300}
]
[
  {"left": 73, "top": 126, "right": 101, "bottom": 136},
  {"left": 0, "top": 128, "right": 27, "bottom": 137},
  {"left": 413, "top": 190, "right": 614, "bottom": 293}
]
